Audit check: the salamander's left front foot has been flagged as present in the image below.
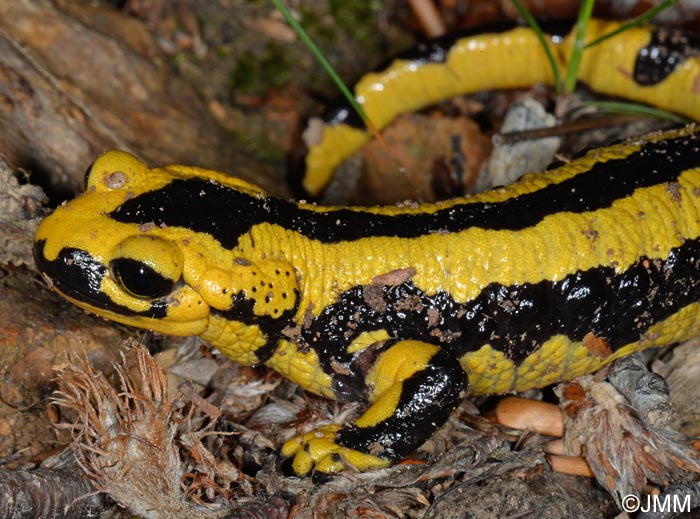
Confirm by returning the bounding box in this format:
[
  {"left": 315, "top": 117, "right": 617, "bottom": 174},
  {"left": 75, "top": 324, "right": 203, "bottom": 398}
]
[
  {"left": 281, "top": 340, "right": 468, "bottom": 477},
  {"left": 281, "top": 424, "right": 391, "bottom": 476}
]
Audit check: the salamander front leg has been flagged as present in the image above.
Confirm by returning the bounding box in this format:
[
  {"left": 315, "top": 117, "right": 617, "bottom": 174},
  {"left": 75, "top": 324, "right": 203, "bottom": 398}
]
[{"left": 281, "top": 340, "right": 468, "bottom": 476}]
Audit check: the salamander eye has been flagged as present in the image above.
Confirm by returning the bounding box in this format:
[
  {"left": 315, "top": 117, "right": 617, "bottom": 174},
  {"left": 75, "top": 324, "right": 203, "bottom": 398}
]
[
  {"left": 111, "top": 258, "right": 175, "bottom": 298},
  {"left": 110, "top": 235, "right": 184, "bottom": 300}
]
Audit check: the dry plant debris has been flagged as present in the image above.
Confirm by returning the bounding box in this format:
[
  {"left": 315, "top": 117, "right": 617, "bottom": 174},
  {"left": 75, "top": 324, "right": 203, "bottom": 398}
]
[
  {"left": 49, "top": 333, "right": 696, "bottom": 518},
  {"left": 52, "top": 340, "right": 280, "bottom": 519},
  {"left": 49, "top": 337, "right": 573, "bottom": 519},
  {"left": 556, "top": 367, "right": 700, "bottom": 508}
]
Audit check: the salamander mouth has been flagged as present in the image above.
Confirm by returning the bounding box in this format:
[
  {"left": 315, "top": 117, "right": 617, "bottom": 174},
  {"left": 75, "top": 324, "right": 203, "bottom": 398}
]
[{"left": 33, "top": 240, "right": 168, "bottom": 319}]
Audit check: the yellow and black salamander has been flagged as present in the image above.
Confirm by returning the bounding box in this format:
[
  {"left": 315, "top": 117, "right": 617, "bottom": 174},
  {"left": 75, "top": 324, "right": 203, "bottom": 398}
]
[
  {"left": 34, "top": 128, "right": 700, "bottom": 475},
  {"left": 33, "top": 18, "right": 700, "bottom": 477}
]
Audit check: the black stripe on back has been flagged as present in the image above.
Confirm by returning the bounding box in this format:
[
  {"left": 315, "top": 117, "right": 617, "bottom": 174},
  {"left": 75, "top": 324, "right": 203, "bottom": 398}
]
[{"left": 110, "top": 133, "right": 700, "bottom": 249}]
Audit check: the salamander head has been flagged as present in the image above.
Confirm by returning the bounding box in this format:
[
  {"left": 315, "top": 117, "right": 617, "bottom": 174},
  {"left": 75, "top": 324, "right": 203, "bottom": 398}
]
[{"left": 33, "top": 151, "right": 299, "bottom": 365}]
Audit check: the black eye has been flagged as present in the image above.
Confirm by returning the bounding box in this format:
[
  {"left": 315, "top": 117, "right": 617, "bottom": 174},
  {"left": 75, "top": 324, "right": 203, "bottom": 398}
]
[{"left": 111, "top": 258, "right": 175, "bottom": 299}]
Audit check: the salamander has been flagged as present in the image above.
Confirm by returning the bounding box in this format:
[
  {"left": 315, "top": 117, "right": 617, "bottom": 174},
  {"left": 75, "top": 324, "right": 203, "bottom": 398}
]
[
  {"left": 34, "top": 127, "right": 700, "bottom": 475},
  {"left": 33, "top": 18, "right": 700, "bottom": 477},
  {"left": 303, "top": 18, "right": 700, "bottom": 196}
]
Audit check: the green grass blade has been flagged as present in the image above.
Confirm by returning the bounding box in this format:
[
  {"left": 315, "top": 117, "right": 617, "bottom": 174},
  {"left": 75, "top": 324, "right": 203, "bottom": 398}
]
[
  {"left": 585, "top": 0, "right": 679, "bottom": 48},
  {"left": 564, "top": 0, "right": 595, "bottom": 94},
  {"left": 510, "top": 0, "right": 562, "bottom": 93},
  {"left": 584, "top": 100, "right": 690, "bottom": 124}
]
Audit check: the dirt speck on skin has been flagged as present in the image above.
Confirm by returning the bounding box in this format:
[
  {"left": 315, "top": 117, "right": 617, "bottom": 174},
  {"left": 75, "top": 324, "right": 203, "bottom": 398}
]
[{"left": 666, "top": 181, "right": 682, "bottom": 202}]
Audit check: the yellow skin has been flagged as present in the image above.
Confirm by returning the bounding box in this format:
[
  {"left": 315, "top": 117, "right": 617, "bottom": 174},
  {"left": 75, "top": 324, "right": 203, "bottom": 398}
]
[{"left": 34, "top": 126, "right": 700, "bottom": 476}]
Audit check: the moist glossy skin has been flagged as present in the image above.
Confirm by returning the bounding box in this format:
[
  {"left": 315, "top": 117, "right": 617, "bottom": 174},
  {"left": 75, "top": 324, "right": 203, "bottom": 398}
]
[
  {"left": 34, "top": 127, "right": 700, "bottom": 475},
  {"left": 303, "top": 19, "right": 700, "bottom": 196}
]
